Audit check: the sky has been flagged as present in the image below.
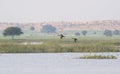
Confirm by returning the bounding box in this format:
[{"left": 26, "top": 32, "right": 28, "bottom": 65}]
[{"left": 0, "top": 0, "right": 120, "bottom": 23}]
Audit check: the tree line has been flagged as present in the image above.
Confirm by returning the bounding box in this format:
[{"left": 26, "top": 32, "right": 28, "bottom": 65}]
[{"left": 2, "top": 25, "right": 120, "bottom": 39}]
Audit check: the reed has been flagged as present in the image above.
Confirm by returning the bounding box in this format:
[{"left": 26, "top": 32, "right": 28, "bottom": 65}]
[
  {"left": 0, "top": 38, "right": 120, "bottom": 53},
  {"left": 80, "top": 55, "right": 117, "bottom": 59}
]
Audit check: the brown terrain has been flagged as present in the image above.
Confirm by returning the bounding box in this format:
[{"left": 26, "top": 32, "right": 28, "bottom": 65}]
[{"left": 0, "top": 20, "right": 120, "bottom": 32}]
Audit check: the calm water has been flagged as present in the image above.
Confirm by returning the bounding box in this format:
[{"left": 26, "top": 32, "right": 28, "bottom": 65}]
[{"left": 0, "top": 53, "right": 120, "bottom": 74}]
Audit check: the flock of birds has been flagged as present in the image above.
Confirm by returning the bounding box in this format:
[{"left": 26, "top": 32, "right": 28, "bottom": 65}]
[{"left": 58, "top": 34, "right": 78, "bottom": 43}]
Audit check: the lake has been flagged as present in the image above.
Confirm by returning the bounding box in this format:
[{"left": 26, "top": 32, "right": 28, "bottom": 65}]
[{"left": 0, "top": 53, "right": 120, "bottom": 74}]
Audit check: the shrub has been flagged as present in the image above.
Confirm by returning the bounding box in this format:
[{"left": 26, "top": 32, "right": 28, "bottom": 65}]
[{"left": 80, "top": 55, "right": 117, "bottom": 59}]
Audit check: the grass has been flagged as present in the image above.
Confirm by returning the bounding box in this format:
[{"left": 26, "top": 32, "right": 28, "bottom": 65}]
[
  {"left": 0, "top": 37, "right": 120, "bottom": 53},
  {"left": 80, "top": 55, "right": 117, "bottom": 59}
]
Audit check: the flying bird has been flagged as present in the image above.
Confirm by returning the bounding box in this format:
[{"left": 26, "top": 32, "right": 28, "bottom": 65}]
[
  {"left": 58, "top": 34, "right": 65, "bottom": 39},
  {"left": 72, "top": 38, "right": 78, "bottom": 43}
]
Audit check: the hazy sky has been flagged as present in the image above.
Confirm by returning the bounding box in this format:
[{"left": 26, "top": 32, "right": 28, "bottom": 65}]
[{"left": 0, "top": 0, "right": 120, "bottom": 23}]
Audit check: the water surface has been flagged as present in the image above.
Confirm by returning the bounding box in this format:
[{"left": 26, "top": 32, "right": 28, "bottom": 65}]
[{"left": 0, "top": 53, "right": 120, "bottom": 74}]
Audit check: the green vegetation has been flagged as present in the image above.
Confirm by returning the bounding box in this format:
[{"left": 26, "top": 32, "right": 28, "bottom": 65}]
[
  {"left": 3, "top": 27, "right": 23, "bottom": 39},
  {"left": 82, "top": 30, "right": 87, "bottom": 36},
  {"left": 1, "top": 29, "right": 120, "bottom": 39},
  {"left": 0, "top": 28, "right": 120, "bottom": 53},
  {"left": 80, "top": 55, "right": 117, "bottom": 59},
  {"left": 41, "top": 25, "right": 56, "bottom": 33},
  {"left": 0, "top": 38, "right": 120, "bottom": 53}
]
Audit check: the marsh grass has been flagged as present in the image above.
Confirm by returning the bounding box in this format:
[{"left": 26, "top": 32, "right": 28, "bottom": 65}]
[
  {"left": 0, "top": 38, "right": 120, "bottom": 53},
  {"left": 80, "top": 55, "right": 117, "bottom": 59}
]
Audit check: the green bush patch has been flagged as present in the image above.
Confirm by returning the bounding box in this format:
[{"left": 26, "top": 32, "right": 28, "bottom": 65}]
[
  {"left": 0, "top": 38, "right": 120, "bottom": 53},
  {"left": 80, "top": 55, "right": 117, "bottom": 59}
]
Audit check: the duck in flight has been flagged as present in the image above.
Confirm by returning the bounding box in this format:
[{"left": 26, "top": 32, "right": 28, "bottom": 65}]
[
  {"left": 58, "top": 34, "right": 65, "bottom": 39},
  {"left": 72, "top": 38, "right": 78, "bottom": 43}
]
